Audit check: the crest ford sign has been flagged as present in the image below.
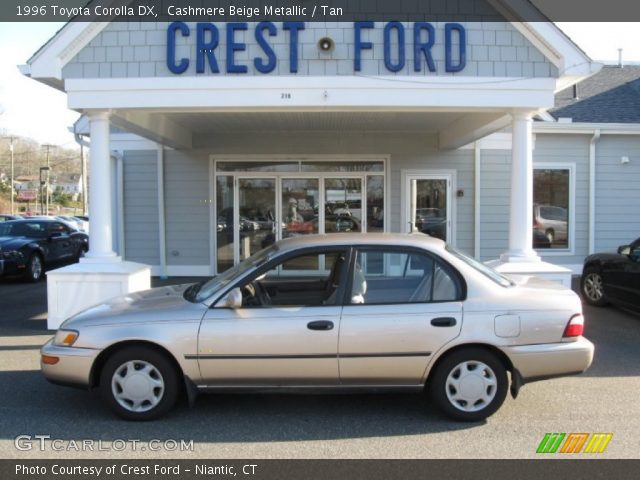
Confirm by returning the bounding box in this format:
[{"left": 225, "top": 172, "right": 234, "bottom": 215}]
[{"left": 166, "top": 22, "right": 467, "bottom": 75}]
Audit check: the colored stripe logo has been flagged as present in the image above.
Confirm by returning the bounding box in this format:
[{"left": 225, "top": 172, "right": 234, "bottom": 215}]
[{"left": 537, "top": 433, "right": 612, "bottom": 454}]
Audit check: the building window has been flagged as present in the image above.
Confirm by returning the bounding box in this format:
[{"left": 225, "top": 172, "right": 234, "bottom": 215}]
[{"left": 533, "top": 166, "right": 573, "bottom": 251}]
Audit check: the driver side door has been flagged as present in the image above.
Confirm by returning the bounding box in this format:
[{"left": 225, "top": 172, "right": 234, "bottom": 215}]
[{"left": 197, "top": 248, "right": 349, "bottom": 386}]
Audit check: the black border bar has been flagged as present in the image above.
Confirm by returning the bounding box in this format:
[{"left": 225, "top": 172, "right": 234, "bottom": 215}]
[
  {"left": 3, "top": 459, "right": 640, "bottom": 480},
  {"left": 4, "top": 0, "right": 640, "bottom": 22}
]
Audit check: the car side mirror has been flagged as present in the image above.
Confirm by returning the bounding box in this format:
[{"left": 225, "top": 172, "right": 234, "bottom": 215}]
[
  {"left": 617, "top": 245, "right": 630, "bottom": 255},
  {"left": 215, "top": 287, "right": 242, "bottom": 309}
]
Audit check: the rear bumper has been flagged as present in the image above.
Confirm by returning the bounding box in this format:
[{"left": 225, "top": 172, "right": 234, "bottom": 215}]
[
  {"left": 503, "top": 337, "right": 594, "bottom": 382},
  {"left": 40, "top": 339, "right": 100, "bottom": 389}
]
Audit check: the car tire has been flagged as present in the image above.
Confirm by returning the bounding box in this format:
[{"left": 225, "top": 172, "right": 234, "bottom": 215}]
[
  {"left": 581, "top": 266, "right": 608, "bottom": 307},
  {"left": 100, "top": 346, "right": 180, "bottom": 421},
  {"left": 428, "top": 348, "right": 508, "bottom": 422},
  {"left": 24, "top": 253, "right": 44, "bottom": 283},
  {"left": 545, "top": 229, "right": 554, "bottom": 244}
]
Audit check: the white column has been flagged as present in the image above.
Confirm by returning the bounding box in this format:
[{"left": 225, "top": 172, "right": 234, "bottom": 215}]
[
  {"left": 501, "top": 112, "right": 539, "bottom": 263},
  {"left": 84, "top": 111, "right": 118, "bottom": 261}
]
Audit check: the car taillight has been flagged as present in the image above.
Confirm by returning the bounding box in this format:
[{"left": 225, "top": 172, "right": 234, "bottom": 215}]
[{"left": 563, "top": 314, "right": 584, "bottom": 338}]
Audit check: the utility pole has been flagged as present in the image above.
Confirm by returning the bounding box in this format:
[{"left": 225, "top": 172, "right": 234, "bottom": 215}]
[
  {"left": 42, "top": 144, "right": 54, "bottom": 214},
  {"left": 9, "top": 136, "right": 14, "bottom": 215},
  {"left": 80, "top": 142, "right": 87, "bottom": 215}
]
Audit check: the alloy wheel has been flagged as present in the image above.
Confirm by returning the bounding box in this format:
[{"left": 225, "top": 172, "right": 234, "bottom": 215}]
[{"left": 583, "top": 272, "right": 604, "bottom": 302}]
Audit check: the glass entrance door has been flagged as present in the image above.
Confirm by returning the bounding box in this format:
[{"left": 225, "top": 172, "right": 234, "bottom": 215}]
[
  {"left": 237, "top": 178, "right": 277, "bottom": 261},
  {"left": 281, "top": 178, "right": 319, "bottom": 239},
  {"left": 407, "top": 176, "right": 451, "bottom": 242},
  {"left": 324, "top": 178, "right": 364, "bottom": 233}
]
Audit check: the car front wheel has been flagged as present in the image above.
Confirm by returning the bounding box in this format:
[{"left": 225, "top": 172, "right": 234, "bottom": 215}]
[
  {"left": 100, "top": 346, "right": 179, "bottom": 421},
  {"left": 581, "top": 267, "right": 607, "bottom": 306},
  {"left": 429, "top": 348, "right": 508, "bottom": 422},
  {"left": 24, "top": 253, "right": 43, "bottom": 282}
]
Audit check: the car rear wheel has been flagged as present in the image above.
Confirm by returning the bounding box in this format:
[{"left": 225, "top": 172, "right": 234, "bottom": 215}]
[
  {"left": 429, "top": 348, "right": 508, "bottom": 422},
  {"left": 545, "top": 229, "right": 555, "bottom": 244},
  {"left": 100, "top": 346, "right": 179, "bottom": 421},
  {"left": 581, "top": 267, "right": 607, "bottom": 306},
  {"left": 24, "top": 254, "right": 43, "bottom": 283}
]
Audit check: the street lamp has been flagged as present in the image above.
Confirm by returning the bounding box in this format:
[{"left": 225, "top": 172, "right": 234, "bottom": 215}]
[{"left": 39, "top": 166, "right": 50, "bottom": 215}]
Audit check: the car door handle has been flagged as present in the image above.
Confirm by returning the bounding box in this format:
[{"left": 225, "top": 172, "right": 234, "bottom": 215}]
[
  {"left": 431, "top": 317, "right": 457, "bottom": 327},
  {"left": 307, "top": 320, "right": 334, "bottom": 331}
]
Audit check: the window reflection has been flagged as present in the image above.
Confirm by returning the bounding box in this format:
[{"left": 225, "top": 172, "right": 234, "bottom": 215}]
[{"left": 533, "top": 169, "right": 570, "bottom": 249}]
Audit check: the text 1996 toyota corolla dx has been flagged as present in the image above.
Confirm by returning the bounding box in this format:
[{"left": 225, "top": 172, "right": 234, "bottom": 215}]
[{"left": 41, "top": 233, "right": 593, "bottom": 421}]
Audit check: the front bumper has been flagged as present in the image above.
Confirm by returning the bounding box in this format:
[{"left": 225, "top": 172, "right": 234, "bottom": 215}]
[
  {"left": 503, "top": 336, "right": 595, "bottom": 382},
  {"left": 0, "top": 258, "right": 26, "bottom": 277},
  {"left": 40, "top": 339, "right": 100, "bottom": 389}
]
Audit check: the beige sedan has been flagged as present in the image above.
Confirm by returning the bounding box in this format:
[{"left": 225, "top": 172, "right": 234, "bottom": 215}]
[{"left": 41, "top": 233, "right": 594, "bottom": 421}]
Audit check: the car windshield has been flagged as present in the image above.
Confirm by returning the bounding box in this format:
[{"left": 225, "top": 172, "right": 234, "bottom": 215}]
[
  {"left": 445, "top": 245, "right": 514, "bottom": 288},
  {"left": 0, "top": 222, "right": 46, "bottom": 238},
  {"left": 185, "top": 244, "right": 279, "bottom": 303}
]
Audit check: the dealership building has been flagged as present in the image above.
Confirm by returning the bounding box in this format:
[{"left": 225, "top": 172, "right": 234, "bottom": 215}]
[{"left": 20, "top": 8, "right": 640, "bottom": 327}]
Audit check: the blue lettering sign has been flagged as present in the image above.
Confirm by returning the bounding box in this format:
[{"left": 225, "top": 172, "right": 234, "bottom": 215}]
[
  {"left": 283, "top": 22, "right": 305, "bottom": 73},
  {"left": 165, "top": 22, "right": 468, "bottom": 75},
  {"left": 227, "top": 23, "right": 248, "bottom": 74},
  {"left": 354, "top": 21, "right": 374, "bottom": 71},
  {"left": 445, "top": 23, "right": 466, "bottom": 73},
  {"left": 254, "top": 22, "right": 277, "bottom": 74},
  {"left": 166, "top": 22, "right": 189, "bottom": 74},
  {"left": 414, "top": 22, "right": 436, "bottom": 72},
  {"left": 196, "top": 23, "right": 219, "bottom": 74},
  {"left": 384, "top": 22, "right": 405, "bottom": 73}
]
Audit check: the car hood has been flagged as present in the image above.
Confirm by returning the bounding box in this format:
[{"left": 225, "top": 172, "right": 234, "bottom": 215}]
[
  {"left": 61, "top": 284, "right": 208, "bottom": 328},
  {"left": 0, "top": 236, "right": 33, "bottom": 250}
]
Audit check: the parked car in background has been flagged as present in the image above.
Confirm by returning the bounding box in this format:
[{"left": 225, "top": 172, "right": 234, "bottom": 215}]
[
  {"left": 533, "top": 204, "right": 567, "bottom": 246},
  {"left": 415, "top": 208, "right": 447, "bottom": 240},
  {"left": 580, "top": 237, "right": 640, "bottom": 313},
  {"left": 533, "top": 229, "right": 551, "bottom": 249},
  {"left": 41, "top": 233, "right": 593, "bottom": 422},
  {"left": 0, "top": 218, "right": 89, "bottom": 282},
  {"left": 0, "top": 214, "right": 21, "bottom": 222},
  {"left": 56, "top": 215, "right": 88, "bottom": 233}
]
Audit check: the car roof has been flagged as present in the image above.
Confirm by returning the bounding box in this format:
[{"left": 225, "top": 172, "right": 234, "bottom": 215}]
[
  {"left": 4, "top": 217, "right": 58, "bottom": 223},
  {"left": 276, "top": 232, "right": 446, "bottom": 252}
]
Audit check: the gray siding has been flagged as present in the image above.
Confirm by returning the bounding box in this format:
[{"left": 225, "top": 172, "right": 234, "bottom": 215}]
[
  {"left": 123, "top": 151, "right": 160, "bottom": 265},
  {"left": 595, "top": 135, "right": 640, "bottom": 252},
  {"left": 62, "top": 21, "right": 557, "bottom": 79},
  {"left": 479, "top": 149, "right": 510, "bottom": 260},
  {"left": 164, "top": 150, "right": 210, "bottom": 266}
]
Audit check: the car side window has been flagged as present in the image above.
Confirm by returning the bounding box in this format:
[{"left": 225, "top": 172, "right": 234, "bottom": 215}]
[
  {"left": 48, "top": 222, "right": 69, "bottom": 235},
  {"left": 239, "top": 250, "right": 347, "bottom": 308},
  {"left": 349, "top": 249, "right": 460, "bottom": 305}
]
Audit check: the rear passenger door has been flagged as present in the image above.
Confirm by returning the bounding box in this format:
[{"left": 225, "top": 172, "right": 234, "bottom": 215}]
[{"left": 338, "top": 247, "right": 463, "bottom": 386}]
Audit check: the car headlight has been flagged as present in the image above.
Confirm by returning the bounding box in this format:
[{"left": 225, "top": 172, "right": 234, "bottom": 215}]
[
  {"left": 53, "top": 329, "right": 79, "bottom": 347},
  {"left": 1, "top": 250, "right": 23, "bottom": 260}
]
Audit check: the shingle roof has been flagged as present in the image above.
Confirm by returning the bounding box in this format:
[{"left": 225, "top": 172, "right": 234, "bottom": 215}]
[{"left": 550, "top": 65, "right": 640, "bottom": 123}]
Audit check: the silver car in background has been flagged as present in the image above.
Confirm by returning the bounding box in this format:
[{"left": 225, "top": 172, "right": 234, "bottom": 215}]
[{"left": 41, "top": 233, "right": 593, "bottom": 421}]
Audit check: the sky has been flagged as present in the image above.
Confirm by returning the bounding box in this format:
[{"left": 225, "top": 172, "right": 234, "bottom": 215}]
[{"left": 1, "top": 22, "right": 640, "bottom": 148}]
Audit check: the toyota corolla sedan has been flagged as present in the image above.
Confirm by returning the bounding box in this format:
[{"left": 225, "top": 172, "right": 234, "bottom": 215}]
[{"left": 41, "top": 233, "right": 594, "bottom": 422}]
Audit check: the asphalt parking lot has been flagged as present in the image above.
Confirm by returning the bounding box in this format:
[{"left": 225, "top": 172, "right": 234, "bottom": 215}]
[{"left": 0, "top": 275, "right": 638, "bottom": 459}]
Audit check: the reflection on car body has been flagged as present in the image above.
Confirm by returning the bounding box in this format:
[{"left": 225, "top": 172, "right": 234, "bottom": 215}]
[{"left": 41, "top": 233, "right": 593, "bottom": 422}]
